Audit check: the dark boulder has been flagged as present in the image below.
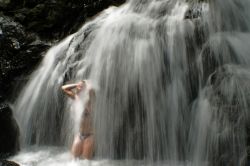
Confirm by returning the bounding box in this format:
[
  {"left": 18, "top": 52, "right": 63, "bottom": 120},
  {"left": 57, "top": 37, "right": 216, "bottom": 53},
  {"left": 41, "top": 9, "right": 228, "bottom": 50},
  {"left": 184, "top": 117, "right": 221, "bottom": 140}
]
[
  {"left": 0, "top": 160, "right": 20, "bottom": 166},
  {"left": 0, "top": 15, "right": 49, "bottom": 101},
  {"left": 0, "top": 103, "right": 20, "bottom": 159},
  {"left": 1, "top": 0, "right": 126, "bottom": 40}
]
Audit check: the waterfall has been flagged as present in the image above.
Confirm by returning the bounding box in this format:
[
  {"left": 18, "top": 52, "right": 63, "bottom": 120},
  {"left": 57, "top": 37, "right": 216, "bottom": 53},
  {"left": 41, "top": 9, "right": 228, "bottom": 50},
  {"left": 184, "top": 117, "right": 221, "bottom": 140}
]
[{"left": 14, "top": 0, "right": 250, "bottom": 165}]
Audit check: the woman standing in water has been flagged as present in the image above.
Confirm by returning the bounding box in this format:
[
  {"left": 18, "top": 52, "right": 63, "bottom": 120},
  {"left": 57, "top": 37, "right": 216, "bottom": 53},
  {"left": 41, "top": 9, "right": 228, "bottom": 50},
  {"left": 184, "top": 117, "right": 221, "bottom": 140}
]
[{"left": 62, "top": 80, "right": 95, "bottom": 159}]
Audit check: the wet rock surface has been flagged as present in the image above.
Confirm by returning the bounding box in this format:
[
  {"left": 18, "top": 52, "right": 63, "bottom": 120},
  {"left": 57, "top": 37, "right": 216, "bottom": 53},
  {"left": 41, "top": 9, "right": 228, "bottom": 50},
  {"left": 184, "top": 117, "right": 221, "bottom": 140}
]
[
  {"left": 203, "top": 65, "right": 250, "bottom": 166},
  {"left": 0, "top": 15, "right": 49, "bottom": 102},
  {"left": 184, "top": 3, "right": 203, "bottom": 20},
  {"left": 0, "top": 160, "right": 20, "bottom": 166},
  {"left": 0, "top": 0, "right": 125, "bottom": 40},
  {"left": 0, "top": 103, "right": 19, "bottom": 159}
]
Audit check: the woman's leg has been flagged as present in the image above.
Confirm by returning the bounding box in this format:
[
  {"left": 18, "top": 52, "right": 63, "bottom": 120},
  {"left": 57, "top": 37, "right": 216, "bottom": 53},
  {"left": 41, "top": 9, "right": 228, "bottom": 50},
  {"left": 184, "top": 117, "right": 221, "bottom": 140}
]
[
  {"left": 71, "top": 135, "right": 83, "bottom": 158},
  {"left": 82, "top": 135, "right": 94, "bottom": 159}
]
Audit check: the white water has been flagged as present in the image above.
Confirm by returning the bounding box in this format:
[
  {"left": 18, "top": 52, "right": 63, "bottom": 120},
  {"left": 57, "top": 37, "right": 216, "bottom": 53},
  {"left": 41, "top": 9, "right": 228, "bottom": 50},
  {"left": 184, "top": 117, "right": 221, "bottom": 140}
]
[
  {"left": 13, "top": 0, "right": 250, "bottom": 165},
  {"left": 10, "top": 147, "right": 194, "bottom": 166}
]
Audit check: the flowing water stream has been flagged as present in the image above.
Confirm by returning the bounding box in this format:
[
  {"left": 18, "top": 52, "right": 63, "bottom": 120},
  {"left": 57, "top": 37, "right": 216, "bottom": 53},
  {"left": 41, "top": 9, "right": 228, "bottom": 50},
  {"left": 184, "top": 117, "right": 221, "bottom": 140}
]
[{"left": 12, "top": 0, "right": 250, "bottom": 165}]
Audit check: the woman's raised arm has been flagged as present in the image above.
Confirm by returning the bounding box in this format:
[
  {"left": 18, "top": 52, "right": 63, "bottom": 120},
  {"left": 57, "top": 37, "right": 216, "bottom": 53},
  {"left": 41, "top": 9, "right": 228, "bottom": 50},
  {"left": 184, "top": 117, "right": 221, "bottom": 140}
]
[{"left": 62, "top": 81, "right": 85, "bottom": 99}]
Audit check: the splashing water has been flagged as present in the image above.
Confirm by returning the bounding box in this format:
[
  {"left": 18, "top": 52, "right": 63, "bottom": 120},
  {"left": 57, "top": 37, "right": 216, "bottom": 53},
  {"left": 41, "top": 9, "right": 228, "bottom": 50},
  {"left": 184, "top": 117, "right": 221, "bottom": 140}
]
[
  {"left": 9, "top": 146, "right": 194, "bottom": 166},
  {"left": 13, "top": 0, "right": 250, "bottom": 165}
]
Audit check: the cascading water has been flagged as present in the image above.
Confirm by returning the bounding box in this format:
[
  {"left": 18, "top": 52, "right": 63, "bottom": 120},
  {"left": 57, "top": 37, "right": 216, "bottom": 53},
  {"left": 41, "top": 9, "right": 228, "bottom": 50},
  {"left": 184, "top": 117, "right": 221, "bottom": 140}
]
[{"left": 12, "top": 0, "right": 250, "bottom": 165}]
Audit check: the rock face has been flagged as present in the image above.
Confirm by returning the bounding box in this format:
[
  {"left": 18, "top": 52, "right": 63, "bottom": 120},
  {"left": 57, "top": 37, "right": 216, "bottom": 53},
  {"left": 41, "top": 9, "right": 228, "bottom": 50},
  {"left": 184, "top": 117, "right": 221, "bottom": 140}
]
[
  {"left": 0, "top": 103, "right": 19, "bottom": 159},
  {"left": 0, "top": 0, "right": 125, "bottom": 159},
  {"left": 0, "top": 15, "right": 47, "bottom": 158},
  {"left": 0, "top": 0, "right": 125, "bottom": 40},
  {"left": 0, "top": 15, "right": 49, "bottom": 102}
]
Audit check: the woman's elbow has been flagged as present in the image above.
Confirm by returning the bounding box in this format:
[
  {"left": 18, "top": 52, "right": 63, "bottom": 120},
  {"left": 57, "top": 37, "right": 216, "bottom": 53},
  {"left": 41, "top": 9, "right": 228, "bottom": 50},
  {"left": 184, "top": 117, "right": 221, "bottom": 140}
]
[{"left": 61, "top": 86, "right": 67, "bottom": 93}]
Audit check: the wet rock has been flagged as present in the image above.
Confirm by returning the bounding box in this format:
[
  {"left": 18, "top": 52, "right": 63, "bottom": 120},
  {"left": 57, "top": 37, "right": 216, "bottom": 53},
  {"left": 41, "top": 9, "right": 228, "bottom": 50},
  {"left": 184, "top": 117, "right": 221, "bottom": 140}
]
[
  {"left": 0, "top": 15, "right": 49, "bottom": 101},
  {"left": 205, "top": 65, "right": 250, "bottom": 166},
  {"left": 0, "top": 160, "right": 20, "bottom": 166},
  {"left": 2, "top": 0, "right": 126, "bottom": 40},
  {"left": 184, "top": 3, "right": 203, "bottom": 20},
  {"left": 0, "top": 103, "right": 20, "bottom": 159},
  {"left": 0, "top": 0, "right": 11, "bottom": 9},
  {"left": 0, "top": 0, "right": 23, "bottom": 11},
  {"left": 0, "top": 15, "right": 47, "bottom": 158}
]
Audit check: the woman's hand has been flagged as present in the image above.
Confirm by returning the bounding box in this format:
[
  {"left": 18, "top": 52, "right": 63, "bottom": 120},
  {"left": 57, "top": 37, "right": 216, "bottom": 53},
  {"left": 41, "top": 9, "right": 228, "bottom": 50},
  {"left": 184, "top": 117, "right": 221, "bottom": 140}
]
[
  {"left": 76, "top": 81, "right": 86, "bottom": 94},
  {"left": 76, "top": 81, "right": 84, "bottom": 90}
]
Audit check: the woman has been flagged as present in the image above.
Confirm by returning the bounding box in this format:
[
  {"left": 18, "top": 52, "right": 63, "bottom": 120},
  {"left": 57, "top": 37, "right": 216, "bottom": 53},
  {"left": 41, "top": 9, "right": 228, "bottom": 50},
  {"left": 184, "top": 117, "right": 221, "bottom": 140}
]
[{"left": 62, "top": 80, "right": 95, "bottom": 159}]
